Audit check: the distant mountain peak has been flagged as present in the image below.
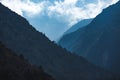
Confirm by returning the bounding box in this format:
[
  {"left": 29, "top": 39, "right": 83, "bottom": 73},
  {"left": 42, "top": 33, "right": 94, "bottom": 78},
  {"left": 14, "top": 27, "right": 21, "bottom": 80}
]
[{"left": 64, "top": 18, "right": 93, "bottom": 35}]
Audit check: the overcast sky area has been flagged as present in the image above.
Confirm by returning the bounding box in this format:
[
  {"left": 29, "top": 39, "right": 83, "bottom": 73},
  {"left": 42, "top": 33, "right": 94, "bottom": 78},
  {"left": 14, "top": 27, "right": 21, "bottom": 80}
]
[{"left": 0, "top": 0, "right": 119, "bottom": 41}]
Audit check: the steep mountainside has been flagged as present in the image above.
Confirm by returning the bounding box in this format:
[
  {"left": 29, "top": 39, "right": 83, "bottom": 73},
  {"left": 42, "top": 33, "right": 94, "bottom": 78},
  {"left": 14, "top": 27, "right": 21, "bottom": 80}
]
[
  {"left": 64, "top": 19, "right": 93, "bottom": 35},
  {"left": 0, "top": 3, "right": 116, "bottom": 80},
  {"left": 0, "top": 42, "right": 54, "bottom": 80},
  {"left": 59, "top": 1, "right": 120, "bottom": 76}
]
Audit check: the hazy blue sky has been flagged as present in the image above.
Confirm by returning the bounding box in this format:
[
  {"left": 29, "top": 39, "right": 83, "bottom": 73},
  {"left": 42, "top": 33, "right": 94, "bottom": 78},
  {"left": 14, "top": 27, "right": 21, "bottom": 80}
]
[{"left": 0, "top": 0, "right": 119, "bottom": 41}]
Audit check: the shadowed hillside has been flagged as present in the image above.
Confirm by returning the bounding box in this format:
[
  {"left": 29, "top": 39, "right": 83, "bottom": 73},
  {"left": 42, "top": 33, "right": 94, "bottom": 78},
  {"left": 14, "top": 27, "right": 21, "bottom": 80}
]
[
  {"left": 0, "top": 42, "right": 54, "bottom": 80},
  {"left": 59, "top": 1, "right": 120, "bottom": 76}
]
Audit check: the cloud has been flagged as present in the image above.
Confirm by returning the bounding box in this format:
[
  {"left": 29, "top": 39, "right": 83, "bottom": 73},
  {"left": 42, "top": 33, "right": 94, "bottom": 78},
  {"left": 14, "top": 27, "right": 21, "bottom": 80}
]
[
  {"left": 0, "top": 0, "right": 47, "bottom": 17},
  {"left": 47, "top": 0, "right": 119, "bottom": 26},
  {"left": 0, "top": 0, "right": 119, "bottom": 25},
  {"left": 111, "top": 0, "right": 119, "bottom": 4}
]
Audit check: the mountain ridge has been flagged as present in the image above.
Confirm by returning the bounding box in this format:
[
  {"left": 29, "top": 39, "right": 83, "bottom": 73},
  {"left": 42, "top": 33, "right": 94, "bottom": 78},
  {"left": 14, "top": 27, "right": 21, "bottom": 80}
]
[
  {"left": 0, "top": 2, "right": 116, "bottom": 80},
  {"left": 63, "top": 18, "right": 93, "bottom": 35},
  {"left": 58, "top": 1, "right": 120, "bottom": 76}
]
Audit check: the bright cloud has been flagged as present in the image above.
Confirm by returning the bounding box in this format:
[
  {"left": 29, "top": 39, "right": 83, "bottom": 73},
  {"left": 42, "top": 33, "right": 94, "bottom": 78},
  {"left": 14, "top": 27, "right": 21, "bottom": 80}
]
[
  {"left": 47, "top": 0, "right": 119, "bottom": 26},
  {"left": 0, "top": 0, "right": 46, "bottom": 16}
]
